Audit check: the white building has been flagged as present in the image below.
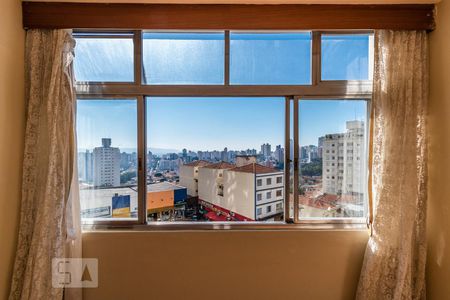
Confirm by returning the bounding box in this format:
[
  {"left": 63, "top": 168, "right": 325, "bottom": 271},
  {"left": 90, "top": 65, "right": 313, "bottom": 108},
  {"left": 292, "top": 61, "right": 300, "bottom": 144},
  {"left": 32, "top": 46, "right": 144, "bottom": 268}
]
[
  {"left": 179, "top": 160, "right": 211, "bottom": 197},
  {"left": 197, "top": 162, "right": 284, "bottom": 221},
  {"left": 158, "top": 158, "right": 182, "bottom": 171},
  {"left": 322, "top": 121, "right": 366, "bottom": 197},
  {"left": 93, "top": 138, "right": 121, "bottom": 187}
]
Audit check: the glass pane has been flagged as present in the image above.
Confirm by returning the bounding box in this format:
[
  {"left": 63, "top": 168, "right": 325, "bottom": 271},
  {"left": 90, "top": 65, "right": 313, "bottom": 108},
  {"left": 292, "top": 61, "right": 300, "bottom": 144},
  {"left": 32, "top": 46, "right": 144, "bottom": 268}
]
[
  {"left": 298, "top": 100, "right": 367, "bottom": 218},
  {"left": 230, "top": 32, "right": 311, "bottom": 85},
  {"left": 74, "top": 37, "right": 134, "bottom": 82},
  {"left": 77, "top": 99, "right": 138, "bottom": 220},
  {"left": 146, "top": 97, "right": 285, "bottom": 222},
  {"left": 143, "top": 32, "right": 224, "bottom": 84},
  {"left": 321, "top": 34, "right": 373, "bottom": 80}
]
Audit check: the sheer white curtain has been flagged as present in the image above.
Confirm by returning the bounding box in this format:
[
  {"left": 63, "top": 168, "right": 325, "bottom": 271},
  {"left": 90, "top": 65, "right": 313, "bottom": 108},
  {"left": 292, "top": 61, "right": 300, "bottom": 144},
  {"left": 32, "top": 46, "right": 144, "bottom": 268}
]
[
  {"left": 9, "top": 29, "right": 82, "bottom": 300},
  {"left": 357, "top": 30, "right": 428, "bottom": 300}
]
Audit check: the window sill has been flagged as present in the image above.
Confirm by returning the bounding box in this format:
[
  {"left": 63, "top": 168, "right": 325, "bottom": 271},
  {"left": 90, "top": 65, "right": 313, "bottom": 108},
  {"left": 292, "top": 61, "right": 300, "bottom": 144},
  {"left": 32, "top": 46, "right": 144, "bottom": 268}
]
[{"left": 82, "top": 221, "right": 368, "bottom": 232}]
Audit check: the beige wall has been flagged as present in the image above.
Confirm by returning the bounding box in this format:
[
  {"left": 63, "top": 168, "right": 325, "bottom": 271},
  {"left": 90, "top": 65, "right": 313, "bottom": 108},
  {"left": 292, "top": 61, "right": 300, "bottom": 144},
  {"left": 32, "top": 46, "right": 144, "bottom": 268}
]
[
  {"left": 427, "top": 0, "right": 450, "bottom": 298},
  {"left": 2, "top": 1, "right": 447, "bottom": 299},
  {"left": 0, "top": 0, "right": 25, "bottom": 299},
  {"left": 83, "top": 230, "right": 368, "bottom": 300}
]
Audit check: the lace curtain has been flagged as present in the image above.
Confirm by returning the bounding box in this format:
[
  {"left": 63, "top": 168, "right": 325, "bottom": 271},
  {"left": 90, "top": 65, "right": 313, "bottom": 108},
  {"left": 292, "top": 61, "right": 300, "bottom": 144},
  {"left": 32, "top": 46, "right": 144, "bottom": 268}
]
[
  {"left": 356, "top": 30, "right": 428, "bottom": 300},
  {"left": 9, "top": 29, "right": 81, "bottom": 300}
]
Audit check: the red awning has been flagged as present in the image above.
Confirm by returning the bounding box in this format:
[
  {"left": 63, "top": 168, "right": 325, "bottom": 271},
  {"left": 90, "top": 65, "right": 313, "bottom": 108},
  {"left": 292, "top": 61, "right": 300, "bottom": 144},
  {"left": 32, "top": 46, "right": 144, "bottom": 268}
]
[{"left": 205, "top": 211, "right": 228, "bottom": 221}]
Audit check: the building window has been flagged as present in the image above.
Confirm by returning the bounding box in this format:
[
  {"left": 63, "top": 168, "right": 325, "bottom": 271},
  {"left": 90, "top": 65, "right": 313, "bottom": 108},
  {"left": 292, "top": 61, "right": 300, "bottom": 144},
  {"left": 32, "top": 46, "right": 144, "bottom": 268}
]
[
  {"left": 276, "top": 203, "right": 283, "bottom": 210},
  {"left": 257, "top": 208, "right": 262, "bottom": 216},
  {"left": 266, "top": 205, "right": 272, "bottom": 213},
  {"left": 74, "top": 30, "right": 371, "bottom": 226}
]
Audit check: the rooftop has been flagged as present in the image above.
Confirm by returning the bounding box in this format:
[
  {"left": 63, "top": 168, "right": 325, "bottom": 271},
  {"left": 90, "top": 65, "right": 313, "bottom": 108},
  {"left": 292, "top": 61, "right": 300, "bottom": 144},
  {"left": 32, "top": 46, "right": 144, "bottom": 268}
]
[
  {"left": 147, "top": 182, "right": 186, "bottom": 192},
  {"left": 202, "top": 161, "right": 235, "bottom": 169},
  {"left": 230, "top": 163, "right": 281, "bottom": 174},
  {"left": 183, "top": 160, "right": 211, "bottom": 167}
]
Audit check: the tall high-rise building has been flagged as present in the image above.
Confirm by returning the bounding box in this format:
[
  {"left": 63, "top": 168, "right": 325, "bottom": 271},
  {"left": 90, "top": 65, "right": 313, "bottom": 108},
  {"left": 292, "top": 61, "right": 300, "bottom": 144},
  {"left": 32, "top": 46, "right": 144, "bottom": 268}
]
[
  {"left": 322, "top": 121, "right": 365, "bottom": 197},
  {"left": 260, "top": 143, "right": 271, "bottom": 158},
  {"left": 78, "top": 150, "right": 93, "bottom": 183},
  {"left": 318, "top": 136, "right": 325, "bottom": 159},
  {"left": 274, "top": 145, "right": 284, "bottom": 163},
  {"left": 300, "top": 145, "right": 318, "bottom": 163},
  {"left": 93, "top": 138, "right": 121, "bottom": 187}
]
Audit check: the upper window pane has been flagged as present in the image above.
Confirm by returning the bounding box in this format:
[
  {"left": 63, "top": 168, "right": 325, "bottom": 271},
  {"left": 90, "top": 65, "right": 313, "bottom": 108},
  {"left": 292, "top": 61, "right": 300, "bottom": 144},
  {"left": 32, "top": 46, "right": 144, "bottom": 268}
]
[
  {"left": 77, "top": 99, "right": 138, "bottom": 221},
  {"left": 321, "top": 34, "right": 373, "bottom": 81},
  {"left": 74, "top": 36, "right": 134, "bottom": 82},
  {"left": 142, "top": 32, "right": 224, "bottom": 85},
  {"left": 298, "top": 99, "right": 368, "bottom": 219},
  {"left": 230, "top": 32, "right": 311, "bottom": 85}
]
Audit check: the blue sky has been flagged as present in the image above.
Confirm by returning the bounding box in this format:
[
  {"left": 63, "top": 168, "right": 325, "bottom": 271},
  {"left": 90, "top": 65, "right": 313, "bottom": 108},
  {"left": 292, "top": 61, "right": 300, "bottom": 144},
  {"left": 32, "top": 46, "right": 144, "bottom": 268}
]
[{"left": 75, "top": 33, "right": 371, "bottom": 152}]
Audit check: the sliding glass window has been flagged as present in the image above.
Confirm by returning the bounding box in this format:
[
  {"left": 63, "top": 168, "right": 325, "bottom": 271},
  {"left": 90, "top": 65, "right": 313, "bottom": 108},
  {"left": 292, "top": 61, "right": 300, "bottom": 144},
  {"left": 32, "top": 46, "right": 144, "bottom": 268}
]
[{"left": 73, "top": 30, "right": 373, "bottom": 227}]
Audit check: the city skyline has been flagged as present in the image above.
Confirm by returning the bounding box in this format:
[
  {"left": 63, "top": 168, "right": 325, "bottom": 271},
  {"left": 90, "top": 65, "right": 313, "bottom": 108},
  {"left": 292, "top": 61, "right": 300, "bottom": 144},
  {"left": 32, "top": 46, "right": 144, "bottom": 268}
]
[{"left": 77, "top": 99, "right": 367, "bottom": 152}]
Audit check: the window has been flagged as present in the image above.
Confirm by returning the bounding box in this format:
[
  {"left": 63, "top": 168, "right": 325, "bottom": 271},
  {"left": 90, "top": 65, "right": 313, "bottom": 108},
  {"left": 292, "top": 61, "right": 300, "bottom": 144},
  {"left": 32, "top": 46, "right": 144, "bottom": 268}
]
[
  {"left": 230, "top": 32, "right": 311, "bottom": 85},
  {"left": 142, "top": 32, "right": 224, "bottom": 84},
  {"left": 298, "top": 100, "right": 368, "bottom": 218},
  {"left": 147, "top": 97, "right": 284, "bottom": 222},
  {"left": 74, "top": 33, "right": 134, "bottom": 82},
  {"left": 77, "top": 99, "right": 138, "bottom": 221},
  {"left": 75, "top": 30, "right": 372, "bottom": 226},
  {"left": 321, "top": 34, "right": 373, "bottom": 80}
]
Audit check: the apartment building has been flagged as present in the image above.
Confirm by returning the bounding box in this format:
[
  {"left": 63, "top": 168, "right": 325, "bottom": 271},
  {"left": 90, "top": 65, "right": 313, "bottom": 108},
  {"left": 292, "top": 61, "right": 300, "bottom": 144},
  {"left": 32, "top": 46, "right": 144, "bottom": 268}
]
[
  {"left": 196, "top": 162, "right": 284, "bottom": 221},
  {"left": 322, "top": 121, "right": 365, "bottom": 197},
  {"left": 93, "top": 138, "right": 121, "bottom": 187},
  {"left": 179, "top": 160, "right": 211, "bottom": 196}
]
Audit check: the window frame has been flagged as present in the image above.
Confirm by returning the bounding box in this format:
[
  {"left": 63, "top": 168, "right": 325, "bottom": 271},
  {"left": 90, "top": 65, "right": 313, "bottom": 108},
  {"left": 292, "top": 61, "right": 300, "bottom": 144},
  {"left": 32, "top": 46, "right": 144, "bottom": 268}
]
[{"left": 75, "top": 29, "right": 373, "bottom": 229}]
